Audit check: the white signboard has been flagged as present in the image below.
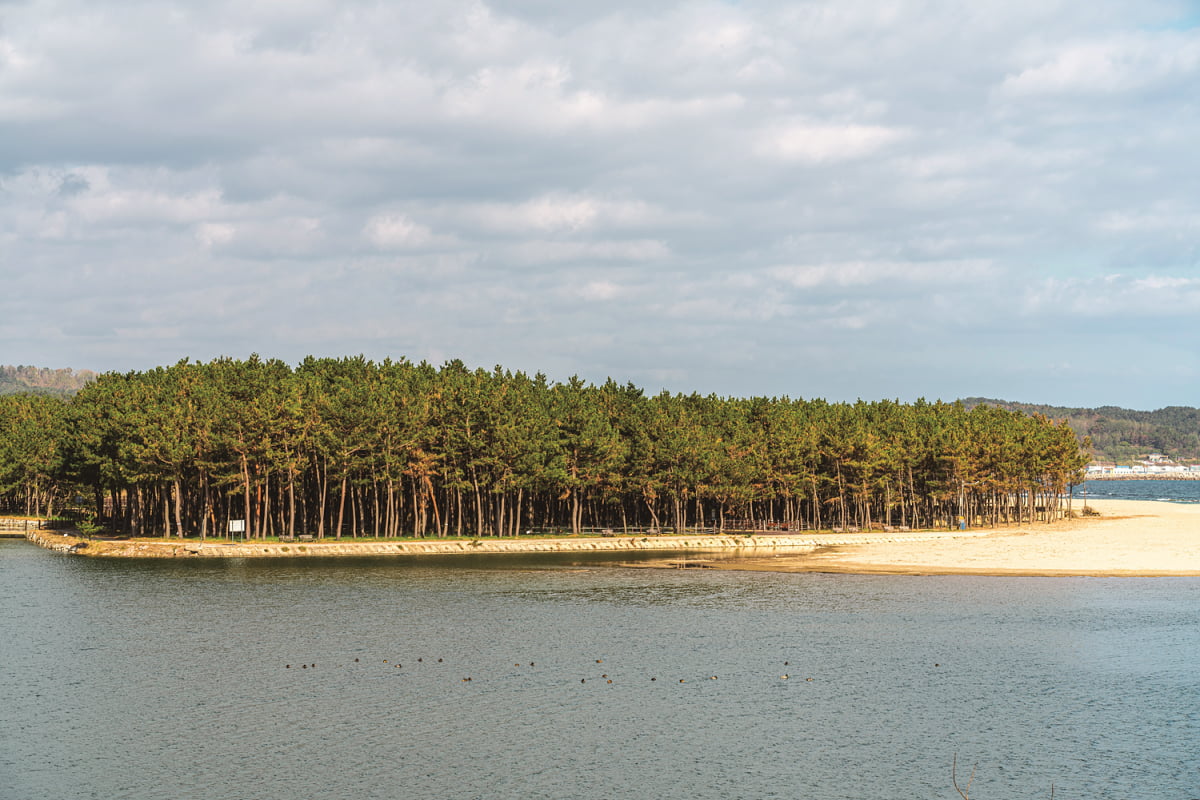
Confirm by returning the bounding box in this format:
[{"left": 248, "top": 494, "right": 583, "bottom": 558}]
[{"left": 228, "top": 519, "right": 246, "bottom": 533}]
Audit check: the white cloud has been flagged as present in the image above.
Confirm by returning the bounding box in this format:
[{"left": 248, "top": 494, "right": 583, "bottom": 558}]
[
  {"left": 439, "top": 60, "right": 743, "bottom": 133},
  {"left": 507, "top": 239, "right": 669, "bottom": 264},
  {"left": 195, "top": 222, "right": 236, "bottom": 248},
  {"left": 1023, "top": 273, "right": 1200, "bottom": 317},
  {"left": 200, "top": 217, "right": 326, "bottom": 258},
  {"left": 757, "top": 121, "right": 906, "bottom": 163},
  {"left": 473, "top": 194, "right": 600, "bottom": 233},
  {"left": 69, "top": 186, "right": 224, "bottom": 226},
  {"left": 1000, "top": 32, "right": 1200, "bottom": 96},
  {"left": 364, "top": 213, "right": 435, "bottom": 249},
  {"left": 574, "top": 280, "right": 625, "bottom": 301},
  {"left": 462, "top": 194, "right": 682, "bottom": 235},
  {"left": 1095, "top": 208, "right": 1200, "bottom": 234},
  {"left": 768, "top": 260, "right": 993, "bottom": 289},
  {"left": 1132, "top": 275, "right": 1198, "bottom": 291}
]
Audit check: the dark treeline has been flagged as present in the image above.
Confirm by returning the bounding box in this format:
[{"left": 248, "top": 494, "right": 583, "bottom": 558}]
[
  {"left": 964, "top": 397, "right": 1200, "bottom": 463},
  {"left": 1, "top": 356, "right": 1087, "bottom": 538}
]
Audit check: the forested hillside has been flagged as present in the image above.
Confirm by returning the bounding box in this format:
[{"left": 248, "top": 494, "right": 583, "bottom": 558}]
[
  {"left": 1, "top": 356, "right": 1086, "bottom": 538},
  {"left": 962, "top": 398, "right": 1200, "bottom": 463},
  {"left": 0, "top": 365, "right": 94, "bottom": 396}
]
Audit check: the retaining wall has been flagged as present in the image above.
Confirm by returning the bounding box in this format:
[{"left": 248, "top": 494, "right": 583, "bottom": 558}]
[{"left": 24, "top": 527, "right": 995, "bottom": 559}]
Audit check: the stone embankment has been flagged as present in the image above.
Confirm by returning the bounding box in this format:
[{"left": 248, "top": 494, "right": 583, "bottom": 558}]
[
  {"left": 24, "top": 528, "right": 87, "bottom": 553},
  {"left": 24, "top": 527, "right": 998, "bottom": 559},
  {"left": 0, "top": 516, "right": 51, "bottom": 537}
]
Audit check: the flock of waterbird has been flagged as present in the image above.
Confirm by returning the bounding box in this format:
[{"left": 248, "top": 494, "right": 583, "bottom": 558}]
[{"left": 283, "top": 656, "right": 828, "bottom": 684}]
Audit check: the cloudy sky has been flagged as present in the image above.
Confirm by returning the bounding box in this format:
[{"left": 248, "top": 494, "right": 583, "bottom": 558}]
[{"left": 2, "top": 0, "right": 1198, "bottom": 409}]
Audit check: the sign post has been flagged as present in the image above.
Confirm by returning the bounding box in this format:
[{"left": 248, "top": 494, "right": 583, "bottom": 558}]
[{"left": 228, "top": 519, "right": 246, "bottom": 543}]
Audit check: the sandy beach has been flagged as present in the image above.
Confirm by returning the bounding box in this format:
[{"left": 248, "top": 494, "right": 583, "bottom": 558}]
[{"left": 710, "top": 498, "right": 1200, "bottom": 577}]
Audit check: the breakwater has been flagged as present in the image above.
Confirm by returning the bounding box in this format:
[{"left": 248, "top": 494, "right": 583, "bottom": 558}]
[
  {"left": 1085, "top": 473, "right": 1200, "bottom": 480},
  {"left": 24, "top": 527, "right": 996, "bottom": 559}
]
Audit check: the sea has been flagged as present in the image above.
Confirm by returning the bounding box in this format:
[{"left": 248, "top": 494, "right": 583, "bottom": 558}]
[
  {"left": 2, "top": 486, "right": 1199, "bottom": 800},
  {"left": 1075, "top": 477, "right": 1200, "bottom": 504}
]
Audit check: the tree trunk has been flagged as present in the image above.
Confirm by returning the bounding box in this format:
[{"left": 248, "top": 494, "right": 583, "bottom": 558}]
[
  {"left": 200, "top": 477, "right": 210, "bottom": 541},
  {"left": 241, "top": 454, "right": 252, "bottom": 539},
  {"left": 288, "top": 470, "right": 296, "bottom": 539},
  {"left": 335, "top": 475, "right": 348, "bottom": 539},
  {"left": 317, "top": 460, "right": 328, "bottom": 538},
  {"left": 514, "top": 487, "right": 524, "bottom": 536},
  {"left": 173, "top": 478, "right": 184, "bottom": 538},
  {"left": 427, "top": 477, "right": 442, "bottom": 536}
]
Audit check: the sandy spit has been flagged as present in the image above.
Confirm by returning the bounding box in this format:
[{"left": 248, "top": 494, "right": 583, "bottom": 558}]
[
  {"left": 25, "top": 528, "right": 991, "bottom": 560},
  {"left": 705, "top": 499, "right": 1200, "bottom": 577},
  {"left": 21, "top": 499, "right": 1199, "bottom": 576}
]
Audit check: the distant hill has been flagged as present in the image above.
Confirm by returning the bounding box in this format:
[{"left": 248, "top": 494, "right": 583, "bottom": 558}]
[
  {"left": 0, "top": 365, "right": 96, "bottom": 397},
  {"left": 962, "top": 398, "right": 1200, "bottom": 464}
]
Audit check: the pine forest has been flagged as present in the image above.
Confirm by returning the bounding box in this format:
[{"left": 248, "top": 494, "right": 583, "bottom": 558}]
[{"left": 0, "top": 356, "right": 1089, "bottom": 539}]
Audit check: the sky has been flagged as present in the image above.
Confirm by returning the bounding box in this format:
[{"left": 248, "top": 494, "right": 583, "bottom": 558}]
[{"left": 2, "top": 0, "right": 1198, "bottom": 410}]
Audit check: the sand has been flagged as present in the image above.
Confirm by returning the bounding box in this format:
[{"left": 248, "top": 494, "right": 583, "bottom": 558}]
[
  {"left": 710, "top": 499, "right": 1200, "bottom": 577},
  {"left": 22, "top": 498, "right": 1200, "bottom": 576}
]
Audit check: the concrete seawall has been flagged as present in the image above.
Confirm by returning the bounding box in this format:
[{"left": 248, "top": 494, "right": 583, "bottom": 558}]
[{"left": 24, "top": 527, "right": 997, "bottom": 559}]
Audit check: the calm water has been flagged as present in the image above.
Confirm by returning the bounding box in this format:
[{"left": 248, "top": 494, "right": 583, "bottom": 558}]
[
  {"left": 2, "top": 541, "right": 1199, "bottom": 799},
  {"left": 1076, "top": 478, "right": 1200, "bottom": 504}
]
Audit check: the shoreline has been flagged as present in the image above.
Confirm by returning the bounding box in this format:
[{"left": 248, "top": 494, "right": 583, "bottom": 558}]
[
  {"left": 1082, "top": 473, "right": 1200, "bottom": 481},
  {"left": 20, "top": 499, "right": 1200, "bottom": 577},
  {"left": 22, "top": 527, "right": 996, "bottom": 559}
]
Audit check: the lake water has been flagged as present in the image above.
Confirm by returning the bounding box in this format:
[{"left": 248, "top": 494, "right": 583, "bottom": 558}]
[{"left": 3, "top": 537, "right": 1199, "bottom": 799}]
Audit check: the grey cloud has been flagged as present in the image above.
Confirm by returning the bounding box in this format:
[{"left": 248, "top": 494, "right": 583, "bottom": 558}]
[
  {"left": 55, "top": 172, "right": 89, "bottom": 197},
  {"left": 2, "top": 0, "right": 1198, "bottom": 407}
]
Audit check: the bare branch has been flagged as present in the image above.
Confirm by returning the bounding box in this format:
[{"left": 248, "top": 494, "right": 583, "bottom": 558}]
[{"left": 952, "top": 753, "right": 976, "bottom": 800}]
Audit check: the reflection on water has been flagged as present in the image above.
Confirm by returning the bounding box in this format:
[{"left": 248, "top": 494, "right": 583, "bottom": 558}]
[{"left": 2, "top": 540, "right": 1199, "bottom": 800}]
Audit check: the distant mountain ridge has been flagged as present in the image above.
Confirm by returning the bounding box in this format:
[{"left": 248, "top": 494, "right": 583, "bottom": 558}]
[
  {"left": 962, "top": 397, "right": 1200, "bottom": 464},
  {"left": 0, "top": 365, "right": 96, "bottom": 396}
]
